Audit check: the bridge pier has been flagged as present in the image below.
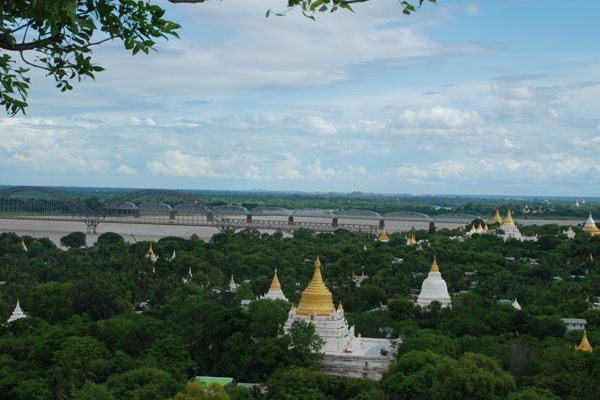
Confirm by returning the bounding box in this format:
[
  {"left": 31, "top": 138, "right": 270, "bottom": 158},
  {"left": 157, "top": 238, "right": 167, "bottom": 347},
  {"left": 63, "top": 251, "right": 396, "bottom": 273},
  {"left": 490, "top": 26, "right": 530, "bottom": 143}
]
[
  {"left": 332, "top": 217, "right": 338, "bottom": 228},
  {"left": 379, "top": 219, "right": 385, "bottom": 230},
  {"left": 288, "top": 216, "right": 294, "bottom": 225},
  {"left": 247, "top": 214, "right": 252, "bottom": 224},
  {"left": 429, "top": 222, "right": 436, "bottom": 234},
  {"left": 85, "top": 221, "right": 98, "bottom": 234},
  {"left": 169, "top": 211, "right": 176, "bottom": 221},
  {"left": 134, "top": 209, "right": 140, "bottom": 218}
]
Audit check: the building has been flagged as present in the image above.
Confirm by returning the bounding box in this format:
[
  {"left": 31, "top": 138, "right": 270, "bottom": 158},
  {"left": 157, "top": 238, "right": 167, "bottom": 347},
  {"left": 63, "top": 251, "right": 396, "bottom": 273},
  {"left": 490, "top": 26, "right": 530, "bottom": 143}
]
[
  {"left": 284, "top": 256, "right": 393, "bottom": 380},
  {"left": 416, "top": 257, "right": 452, "bottom": 308},
  {"left": 582, "top": 211, "right": 600, "bottom": 236},
  {"left": 405, "top": 233, "right": 417, "bottom": 245},
  {"left": 6, "top": 299, "right": 27, "bottom": 324},
  {"left": 512, "top": 299, "right": 522, "bottom": 310},
  {"left": 352, "top": 270, "right": 367, "bottom": 288},
  {"left": 561, "top": 318, "right": 587, "bottom": 332},
  {"left": 498, "top": 209, "right": 537, "bottom": 242},
  {"left": 260, "top": 270, "right": 288, "bottom": 301},
  {"left": 575, "top": 330, "right": 593, "bottom": 352}
]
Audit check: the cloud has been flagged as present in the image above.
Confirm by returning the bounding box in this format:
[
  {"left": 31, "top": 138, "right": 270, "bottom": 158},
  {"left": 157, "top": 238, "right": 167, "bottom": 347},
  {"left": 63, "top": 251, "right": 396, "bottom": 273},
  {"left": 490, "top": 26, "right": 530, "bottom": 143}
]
[
  {"left": 305, "top": 116, "right": 338, "bottom": 136},
  {"left": 116, "top": 164, "right": 137, "bottom": 174}
]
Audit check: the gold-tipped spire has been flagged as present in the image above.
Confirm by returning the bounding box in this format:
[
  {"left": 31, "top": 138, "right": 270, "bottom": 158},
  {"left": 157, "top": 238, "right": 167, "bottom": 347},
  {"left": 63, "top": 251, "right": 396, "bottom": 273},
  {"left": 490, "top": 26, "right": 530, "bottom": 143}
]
[
  {"left": 270, "top": 269, "right": 281, "bottom": 290},
  {"left": 146, "top": 243, "right": 154, "bottom": 257},
  {"left": 230, "top": 274, "right": 235, "bottom": 284},
  {"left": 296, "top": 256, "right": 335, "bottom": 316},
  {"left": 504, "top": 209, "right": 515, "bottom": 225},
  {"left": 491, "top": 208, "right": 502, "bottom": 224},
  {"left": 338, "top": 301, "right": 344, "bottom": 311},
  {"left": 583, "top": 211, "right": 600, "bottom": 236},
  {"left": 20, "top": 239, "right": 28, "bottom": 252},
  {"left": 361, "top": 270, "right": 366, "bottom": 279},
  {"left": 576, "top": 330, "right": 593, "bottom": 352},
  {"left": 430, "top": 256, "right": 440, "bottom": 272},
  {"left": 352, "top": 271, "right": 356, "bottom": 280}
]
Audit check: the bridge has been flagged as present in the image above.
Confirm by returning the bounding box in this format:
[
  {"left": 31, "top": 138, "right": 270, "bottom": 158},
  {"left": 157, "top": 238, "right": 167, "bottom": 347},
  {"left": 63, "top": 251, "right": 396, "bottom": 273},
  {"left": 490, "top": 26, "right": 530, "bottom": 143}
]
[{"left": 0, "top": 186, "right": 481, "bottom": 235}]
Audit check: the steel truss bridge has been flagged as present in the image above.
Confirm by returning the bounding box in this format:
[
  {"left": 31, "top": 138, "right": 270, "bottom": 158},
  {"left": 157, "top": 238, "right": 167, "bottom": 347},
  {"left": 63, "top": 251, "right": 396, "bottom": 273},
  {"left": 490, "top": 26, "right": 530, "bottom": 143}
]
[{"left": 0, "top": 186, "right": 481, "bottom": 235}]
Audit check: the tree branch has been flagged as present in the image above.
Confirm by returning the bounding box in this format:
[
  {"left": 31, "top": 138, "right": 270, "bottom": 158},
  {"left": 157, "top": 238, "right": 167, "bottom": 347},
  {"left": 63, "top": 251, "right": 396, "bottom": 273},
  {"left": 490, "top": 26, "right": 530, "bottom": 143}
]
[{"left": 0, "top": 34, "right": 63, "bottom": 51}]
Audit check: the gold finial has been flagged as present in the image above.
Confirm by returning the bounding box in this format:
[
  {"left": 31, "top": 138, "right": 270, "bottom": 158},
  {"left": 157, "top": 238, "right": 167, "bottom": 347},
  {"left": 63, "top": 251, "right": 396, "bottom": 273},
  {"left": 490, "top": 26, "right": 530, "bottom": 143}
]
[
  {"left": 352, "top": 271, "right": 356, "bottom": 279},
  {"left": 431, "top": 256, "right": 440, "bottom": 272},
  {"left": 338, "top": 301, "right": 344, "bottom": 311},
  {"left": 296, "top": 256, "right": 335, "bottom": 316},
  {"left": 270, "top": 269, "right": 281, "bottom": 290},
  {"left": 576, "top": 330, "right": 593, "bottom": 352}
]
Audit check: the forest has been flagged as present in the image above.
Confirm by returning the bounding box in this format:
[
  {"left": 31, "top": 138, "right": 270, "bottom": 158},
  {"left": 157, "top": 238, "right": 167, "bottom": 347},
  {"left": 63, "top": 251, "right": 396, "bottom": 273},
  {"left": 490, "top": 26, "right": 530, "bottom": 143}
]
[{"left": 0, "top": 219, "right": 599, "bottom": 399}]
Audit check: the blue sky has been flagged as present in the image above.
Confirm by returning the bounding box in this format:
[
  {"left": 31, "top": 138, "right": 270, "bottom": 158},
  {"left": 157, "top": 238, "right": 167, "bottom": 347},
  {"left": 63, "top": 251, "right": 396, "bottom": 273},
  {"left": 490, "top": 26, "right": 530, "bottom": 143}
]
[{"left": 1, "top": 0, "right": 599, "bottom": 195}]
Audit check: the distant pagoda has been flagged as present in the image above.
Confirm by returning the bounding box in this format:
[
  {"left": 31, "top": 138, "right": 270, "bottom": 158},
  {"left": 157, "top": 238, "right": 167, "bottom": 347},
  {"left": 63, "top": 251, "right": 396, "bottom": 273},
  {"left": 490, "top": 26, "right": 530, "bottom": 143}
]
[
  {"left": 576, "top": 330, "right": 593, "bottom": 352},
  {"left": 7, "top": 299, "right": 27, "bottom": 324},
  {"left": 260, "top": 269, "right": 288, "bottom": 301},
  {"left": 417, "top": 256, "right": 451, "bottom": 308},
  {"left": 582, "top": 211, "right": 600, "bottom": 236}
]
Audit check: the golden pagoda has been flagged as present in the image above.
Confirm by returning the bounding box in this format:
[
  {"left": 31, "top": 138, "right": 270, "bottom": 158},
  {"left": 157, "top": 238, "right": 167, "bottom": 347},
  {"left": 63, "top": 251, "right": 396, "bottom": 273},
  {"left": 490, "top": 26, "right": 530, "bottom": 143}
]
[
  {"left": 582, "top": 211, "right": 600, "bottom": 236},
  {"left": 411, "top": 234, "right": 417, "bottom": 245},
  {"left": 351, "top": 271, "right": 356, "bottom": 280},
  {"left": 297, "top": 256, "right": 335, "bottom": 316},
  {"left": 491, "top": 208, "right": 502, "bottom": 224},
  {"left": 504, "top": 209, "right": 515, "bottom": 225},
  {"left": 378, "top": 229, "right": 390, "bottom": 242},
  {"left": 576, "top": 330, "right": 593, "bottom": 352}
]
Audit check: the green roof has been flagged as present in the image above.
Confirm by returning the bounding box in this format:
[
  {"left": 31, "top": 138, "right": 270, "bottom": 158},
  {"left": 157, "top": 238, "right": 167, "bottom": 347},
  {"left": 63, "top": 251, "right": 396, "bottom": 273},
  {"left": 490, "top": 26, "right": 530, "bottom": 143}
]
[{"left": 193, "top": 376, "right": 234, "bottom": 387}]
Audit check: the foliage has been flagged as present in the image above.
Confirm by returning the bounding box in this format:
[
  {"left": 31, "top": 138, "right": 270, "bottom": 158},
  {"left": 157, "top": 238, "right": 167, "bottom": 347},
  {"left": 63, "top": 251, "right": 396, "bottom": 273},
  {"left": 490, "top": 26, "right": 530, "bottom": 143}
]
[{"left": 60, "top": 232, "right": 87, "bottom": 248}]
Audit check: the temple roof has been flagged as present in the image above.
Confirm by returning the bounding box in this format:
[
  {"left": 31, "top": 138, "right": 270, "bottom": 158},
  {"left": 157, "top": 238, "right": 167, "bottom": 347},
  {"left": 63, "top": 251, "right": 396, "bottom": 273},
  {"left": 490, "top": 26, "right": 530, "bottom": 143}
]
[
  {"left": 297, "top": 256, "right": 335, "bottom": 316},
  {"left": 576, "top": 330, "right": 593, "bottom": 352}
]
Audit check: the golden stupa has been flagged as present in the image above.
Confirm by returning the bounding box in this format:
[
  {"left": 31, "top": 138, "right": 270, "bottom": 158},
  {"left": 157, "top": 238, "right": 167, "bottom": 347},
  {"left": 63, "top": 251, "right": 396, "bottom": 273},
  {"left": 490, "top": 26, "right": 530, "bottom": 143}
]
[
  {"left": 583, "top": 211, "right": 600, "bottom": 236},
  {"left": 491, "top": 208, "right": 502, "bottom": 224},
  {"left": 504, "top": 209, "right": 515, "bottom": 225},
  {"left": 576, "top": 330, "right": 593, "bottom": 352},
  {"left": 269, "top": 269, "right": 281, "bottom": 290},
  {"left": 297, "top": 256, "right": 335, "bottom": 316},
  {"left": 378, "top": 229, "right": 390, "bottom": 242},
  {"left": 430, "top": 256, "right": 440, "bottom": 272}
]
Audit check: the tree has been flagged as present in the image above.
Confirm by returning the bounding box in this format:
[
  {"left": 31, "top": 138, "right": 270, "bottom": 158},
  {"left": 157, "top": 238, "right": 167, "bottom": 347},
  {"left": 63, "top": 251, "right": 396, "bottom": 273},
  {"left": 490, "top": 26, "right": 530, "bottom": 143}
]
[
  {"left": 72, "top": 382, "right": 117, "bottom": 400},
  {"left": 106, "top": 367, "right": 179, "bottom": 400},
  {"left": 96, "top": 232, "right": 125, "bottom": 247},
  {"left": 286, "top": 320, "right": 325, "bottom": 367},
  {"left": 0, "top": 0, "right": 434, "bottom": 115},
  {"left": 381, "top": 350, "right": 446, "bottom": 400},
  {"left": 60, "top": 232, "right": 87, "bottom": 248},
  {"left": 173, "top": 382, "right": 230, "bottom": 400}
]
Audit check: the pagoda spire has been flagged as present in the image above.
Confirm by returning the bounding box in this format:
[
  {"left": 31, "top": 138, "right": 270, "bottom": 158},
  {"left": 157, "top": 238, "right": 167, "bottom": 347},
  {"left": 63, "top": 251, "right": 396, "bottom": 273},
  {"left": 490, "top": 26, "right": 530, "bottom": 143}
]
[
  {"left": 576, "top": 330, "right": 593, "bottom": 352},
  {"left": 431, "top": 256, "right": 440, "bottom": 272},
  {"left": 296, "top": 256, "right": 335, "bottom": 316},
  {"left": 504, "top": 209, "right": 515, "bottom": 225}
]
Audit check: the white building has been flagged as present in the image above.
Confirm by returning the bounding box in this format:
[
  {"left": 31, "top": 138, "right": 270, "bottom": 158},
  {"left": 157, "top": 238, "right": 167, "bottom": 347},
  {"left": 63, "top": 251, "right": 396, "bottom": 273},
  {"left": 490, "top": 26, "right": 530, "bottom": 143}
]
[
  {"left": 498, "top": 210, "right": 537, "bottom": 242},
  {"left": 561, "top": 318, "right": 587, "bottom": 332},
  {"left": 284, "top": 257, "right": 393, "bottom": 380},
  {"left": 416, "top": 257, "right": 452, "bottom": 308},
  {"left": 229, "top": 275, "right": 239, "bottom": 292},
  {"left": 582, "top": 211, "right": 600, "bottom": 236},
  {"left": 564, "top": 226, "right": 576, "bottom": 239}
]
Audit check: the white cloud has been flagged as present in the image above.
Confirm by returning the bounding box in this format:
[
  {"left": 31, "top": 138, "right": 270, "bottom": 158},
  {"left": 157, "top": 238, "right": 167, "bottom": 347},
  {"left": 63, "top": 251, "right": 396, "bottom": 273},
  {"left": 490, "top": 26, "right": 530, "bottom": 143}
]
[
  {"left": 116, "top": 164, "right": 137, "bottom": 174},
  {"left": 391, "top": 106, "right": 484, "bottom": 131},
  {"left": 306, "top": 116, "right": 338, "bottom": 135}
]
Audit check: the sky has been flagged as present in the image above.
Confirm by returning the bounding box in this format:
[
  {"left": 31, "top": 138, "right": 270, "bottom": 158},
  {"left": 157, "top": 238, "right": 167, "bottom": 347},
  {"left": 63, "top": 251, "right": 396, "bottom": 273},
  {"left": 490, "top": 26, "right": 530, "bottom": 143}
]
[{"left": 1, "top": 0, "right": 599, "bottom": 196}]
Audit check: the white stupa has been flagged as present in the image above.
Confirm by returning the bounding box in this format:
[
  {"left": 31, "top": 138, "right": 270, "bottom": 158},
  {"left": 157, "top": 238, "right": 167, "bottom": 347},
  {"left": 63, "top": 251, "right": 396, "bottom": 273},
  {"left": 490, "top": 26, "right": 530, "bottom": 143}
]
[
  {"left": 260, "top": 269, "right": 288, "bottom": 301},
  {"left": 417, "top": 256, "right": 451, "bottom": 308},
  {"left": 229, "top": 275, "right": 239, "bottom": 292},
  {"left": 283, "top": 257, "right": 393, "bottom": 379},
  {"left": 7, "top": 299, "right": 27, "bottom": 324},
  {"left": 20, "top": 239, "right": 28, "bottom": 252},
  {"left": 512, "top": 299, "right": 522, "bottom": 310},
  {"left": 145, "top": 244, "right": 159, "bottom": 263},
  {"left": 564, "top": 226, "right": 576, "bottom": 239},
  {"left": 182, "top": 267, "right": 193, "bottom": 284}
]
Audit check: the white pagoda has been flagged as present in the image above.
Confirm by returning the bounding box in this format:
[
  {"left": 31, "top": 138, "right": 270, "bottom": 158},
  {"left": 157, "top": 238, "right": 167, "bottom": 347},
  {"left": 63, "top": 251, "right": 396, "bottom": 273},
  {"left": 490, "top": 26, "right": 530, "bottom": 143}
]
[
  {"left": 145, "top": 244, "right": 159, "bottom": 263},
  {"left": 20, "top": 239, "right": 28, "bottom": 252},
  {"left": 583, "top": 211, "right": 600, "bottom": 236},
  {"left": 284, "top": 256, "right": 393, "bottom": 380},
  {"left": 417, "top": 256, "right": 452, "bottom": 308},
  {"left": 512, "top": 299, "right": 522, "bottom": 310},
  {"left": 564, "top": 226, "right": 576, "bottom": 239},
  {"left": 260, "top": 269, "right": 288, "bottom": 301},
  {"left": 229, "top": 275, "right": 239, "bottom": 292},
  {"left": 7, "top": 299, "right": 27, "bottom": 324}
]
